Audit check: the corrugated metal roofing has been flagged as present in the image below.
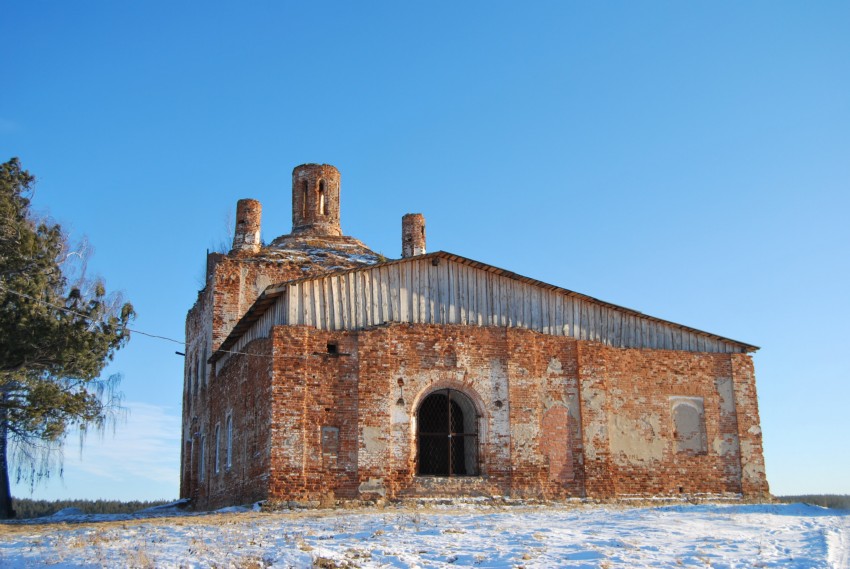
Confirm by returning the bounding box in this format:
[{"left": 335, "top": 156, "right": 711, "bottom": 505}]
[{"left": 212, "top": 250, "right": 758, "bottom": 362}]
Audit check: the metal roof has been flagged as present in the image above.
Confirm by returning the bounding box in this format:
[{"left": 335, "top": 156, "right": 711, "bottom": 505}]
[{"left": 212, "top": 250, "right": 759, "bottom": 362}]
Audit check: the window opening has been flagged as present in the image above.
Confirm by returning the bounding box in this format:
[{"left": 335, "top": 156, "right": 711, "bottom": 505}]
[
  {"left": 225, "top": 415, "right": 233, "bottom": 469},
  {"left": 671, "top": 397, "right": 707, "bottom": 454},
  {"left": 302, "top": 181, "right": 308, "bottom": 218},
  {"left": 214, "top": 424, "right": 221, "bottom": 474},
  {"left": 194, "top": 354, "right": 201, "bottom": 394},
  {"left": 319, "top": 180, "right": 326, "bottom": 215},
  {"left": 321, "top": 426, "right": 339, "bottom": 457},
  {"left": 327, "top": 342, "right": 338, "bottom": 355},
  {"left": 199, "top": 433, "right": 206, "bottom": 482},
  {"left": 417, "top": 389, "right": 478, "bottom": 476},
  {"left": 202, "top": 345, "right": 208, "bottom": 386}
]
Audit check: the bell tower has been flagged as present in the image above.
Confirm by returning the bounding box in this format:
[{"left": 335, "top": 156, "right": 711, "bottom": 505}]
[{"left": 291, "top": 164, "right": 343, "bottom": 236}]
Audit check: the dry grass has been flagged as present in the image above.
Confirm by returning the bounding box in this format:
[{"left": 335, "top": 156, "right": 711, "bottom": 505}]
[{"left": 0, "top": 497, "right": 775, "bottom": 568}]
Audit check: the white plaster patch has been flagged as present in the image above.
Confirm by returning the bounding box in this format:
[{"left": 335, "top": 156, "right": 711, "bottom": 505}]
[
  {"left": 584, "top": 389, "right": 606, "bottom": 412},
  {"left": 712, "top": 434, "right": 740, "bottom": 457},
  {"left": 357, "top": 477, "right": 386, "bottom": 496},
  {"left": 391, "top": 404, "right": 409, "bottom": 425},
  {"left": 740, "top": 441, "right": 767, "bottom": 481},
  {"left": 489, "top": 359, "right": 506, "bottom": 383},
  {"left": 716, "top": 377, "right": 736, "bottom": 415},
  {"left": 608, "top": 414, "right": 664, "bottom": 464},
  {"left": 362, "top": 426, "right": 384, "bottom": 454},
  {"left": 547, "top": 357, "right": 563, "bottom": 375},
  {"left": 583, "top": 422, "right": 608, "bottom": 459}
]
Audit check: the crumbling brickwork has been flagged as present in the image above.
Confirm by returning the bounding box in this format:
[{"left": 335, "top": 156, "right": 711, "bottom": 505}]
[
  {"left": 188, "top": 338, "right": 274, "bottom": 508},
  {"left": 236, "top": 324, "right": 757, "bottom": 508},
  {"left": 182, "top": 163, "right": 769, "bottom": 510},
  {"left": 181, "top": 165, "right": 381, "bottom": 503}
]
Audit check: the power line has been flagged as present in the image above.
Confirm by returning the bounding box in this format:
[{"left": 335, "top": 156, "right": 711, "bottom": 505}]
[
  {"left": 0, "top": 283, "right": 185, "bottom": 346},
  {"left": 1, "top": 283, "right": 325, "bottom": 363}
]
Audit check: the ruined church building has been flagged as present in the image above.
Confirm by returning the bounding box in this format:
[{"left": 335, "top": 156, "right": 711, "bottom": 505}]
[{"left": 182, "top": 164, "right": 769, "bottom": 509}]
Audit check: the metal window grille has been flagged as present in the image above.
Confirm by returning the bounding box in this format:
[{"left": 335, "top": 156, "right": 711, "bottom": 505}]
[{"left": 417, "top": 389, "right": 479, "bottom": 476}]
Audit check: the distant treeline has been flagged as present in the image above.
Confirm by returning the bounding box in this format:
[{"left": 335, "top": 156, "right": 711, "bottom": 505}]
[
  {"left": 11, "top": 498, "right": 174, "bottom": 519},
  {"left": 9, "top": 495, "right": 848, "bottom": 519},
  {"left": 777, "top": 494, "right": 850, "bottom": 510}
]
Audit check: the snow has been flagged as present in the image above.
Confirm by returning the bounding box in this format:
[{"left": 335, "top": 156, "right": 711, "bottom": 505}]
[
  {"left": 0, "top": 502, "right": 848, "bottom": 568},
  {"left": 136, "top": 498, "right": 192, "bottom": 514},
  {"left": 49, "top": 507, "right": 86, "bottom": 518}
]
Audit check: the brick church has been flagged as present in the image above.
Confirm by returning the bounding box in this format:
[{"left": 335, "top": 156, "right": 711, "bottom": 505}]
[{"left": 181, "top": 163, "right": 769, "bottom": 509}]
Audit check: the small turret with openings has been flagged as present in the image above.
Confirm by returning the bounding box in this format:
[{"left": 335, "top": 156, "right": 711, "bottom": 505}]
[{"left": 291, "top": 164, "right": 342, "bottom": 237}]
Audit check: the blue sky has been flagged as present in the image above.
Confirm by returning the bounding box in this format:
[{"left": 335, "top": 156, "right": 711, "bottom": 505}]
[{"left": 2, "top": 2, "right": 848, "bottom": 500}]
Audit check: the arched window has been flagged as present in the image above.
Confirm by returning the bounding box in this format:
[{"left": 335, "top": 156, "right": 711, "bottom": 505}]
[
  {"left": 199, "top": 432, "right": 206, "bottom": 482},
  {"left": 417, "top": 389, "right": 479, "bottom": 476},
  {"left": 671, "top": 398, "right": 707, "bottom": 454},
  {"left": 225, "top": 414, "right": 233, "bottom": 470},
  {"left": 202, "top": 344, "right": 208, "bottom": 386},
  {"left": 195, "top": 353, "right": 201, "bottom": 394},
  {"left": 214, "top": 423, "right": 221, "bottom": 474},
  {"left": 319, "top": 180, "right": 326, "bottom": 216},
  {"left": 302, "top": 180, "right": 308, "bottom": 218}
]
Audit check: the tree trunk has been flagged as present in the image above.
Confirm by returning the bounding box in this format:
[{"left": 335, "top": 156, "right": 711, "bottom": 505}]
[{"left": 0, "top": 400, "right": 14, "bottom": 519}]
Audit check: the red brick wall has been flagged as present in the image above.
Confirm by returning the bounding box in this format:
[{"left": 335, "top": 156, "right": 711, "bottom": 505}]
[
  {"left": 187, "top": 338, "right": 274, "bottom": 510},
  {"left": 182, "top": 242, "right": 382, "bottom": 506},
  {"left": 182, "top": 253, "right": 325, "bottom": 506},
  {"left": 731, "top": 354, "right": 770, "bottom": 497},
  {"left": 504, "top": 330, "right": 584, "bottom": 498},
  {"left": 187, "top": 320, "right": 768, "bottom": 507},
  {"left": 268, "top": 326, "right": 361, "bottom": 503},
  {"left": 259, "top": 325, "right": 766, "bottom": 503},
  {"left": 577, "top": 343, "right": 767, "bottom": 497}
]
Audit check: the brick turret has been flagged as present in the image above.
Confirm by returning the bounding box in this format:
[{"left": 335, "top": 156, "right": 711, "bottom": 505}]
[
  {"left": 292, "top": 164, "right": 342, "bottom": 236},
  {"left": 231, "top": 199, "right": 262, "bottom": 255},
  {"left": 402, "top": 213, "right": 426, "bottom": 258}
]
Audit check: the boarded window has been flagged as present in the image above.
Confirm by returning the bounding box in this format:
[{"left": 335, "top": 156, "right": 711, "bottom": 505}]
[
  {"left": 671, "top": 397, "right": 707, "bottom": 454},
  {"left": 321, "top": 426, "right": 339, "bottom": 469},
  {"left": 541, "top": 404, "right": 573, "bottom": 485},
  {"left": 321, "top": 426, "right": 339, "bottom": 456}
]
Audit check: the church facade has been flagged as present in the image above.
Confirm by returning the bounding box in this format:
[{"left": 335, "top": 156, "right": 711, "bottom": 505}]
[{"left": 181, "top": 164, "right": 769, "bottom": 509}]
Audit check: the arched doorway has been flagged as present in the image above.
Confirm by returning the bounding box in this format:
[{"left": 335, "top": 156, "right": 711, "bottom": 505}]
[{"left": 417, "top": 389, "right": 479, "bottom": 476}]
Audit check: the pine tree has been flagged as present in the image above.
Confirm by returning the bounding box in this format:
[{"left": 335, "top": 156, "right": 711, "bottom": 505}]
[{"left": 0, "top": 158, "right": 134, "bottom": 519}]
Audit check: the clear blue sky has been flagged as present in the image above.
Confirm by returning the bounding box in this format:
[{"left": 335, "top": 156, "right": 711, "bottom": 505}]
[{"left": 2, "top": 2, "right": 848, "bottom": 500}]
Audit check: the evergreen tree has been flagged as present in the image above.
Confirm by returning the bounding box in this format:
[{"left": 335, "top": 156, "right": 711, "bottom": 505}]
[{"left": 0, "top": 158, "right": 134, "bottom": 519}]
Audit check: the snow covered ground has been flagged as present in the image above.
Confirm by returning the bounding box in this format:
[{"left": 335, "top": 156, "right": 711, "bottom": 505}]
[{"left": 1, "top": 501, "right": 848, "bottom": 568}]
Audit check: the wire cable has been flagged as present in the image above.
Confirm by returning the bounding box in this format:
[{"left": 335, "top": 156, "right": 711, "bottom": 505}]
[
  {"left": 0, "top": 283, "right": 317, "bottom": 361},
  {"left": 0, "top": 283, "right": 185, "bottom": 346}
]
